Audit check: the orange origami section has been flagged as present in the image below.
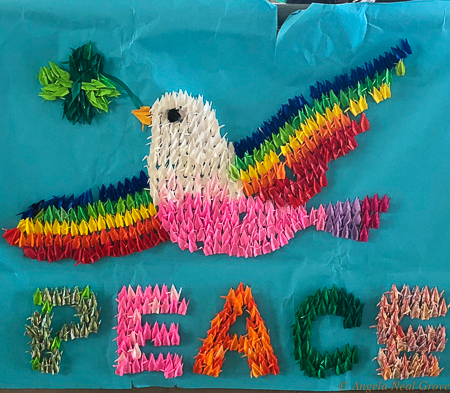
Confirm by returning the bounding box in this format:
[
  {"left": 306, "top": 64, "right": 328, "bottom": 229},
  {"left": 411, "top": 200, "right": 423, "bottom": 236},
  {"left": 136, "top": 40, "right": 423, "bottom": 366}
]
[{"left": 193, "top": 283, "right": 280, "bottom": 378}]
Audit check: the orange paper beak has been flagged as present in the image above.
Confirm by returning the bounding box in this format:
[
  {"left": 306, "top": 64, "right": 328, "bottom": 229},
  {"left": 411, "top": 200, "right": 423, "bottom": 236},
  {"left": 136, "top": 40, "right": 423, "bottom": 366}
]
[{"left": 132, "top": 106, "right": 152, "bottom": 131}]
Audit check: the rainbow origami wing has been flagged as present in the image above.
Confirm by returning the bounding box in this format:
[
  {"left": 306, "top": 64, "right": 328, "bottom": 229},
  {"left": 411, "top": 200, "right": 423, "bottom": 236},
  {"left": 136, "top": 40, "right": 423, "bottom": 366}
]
[
  {"left": 230, "top": 39, "right": 411, "bottom": 209},
  {"left": 3, "top": 171, "right": 170, "bottom": 264},
  {"left": 2, "top": 40, "right": 411, "bottom": 264}
]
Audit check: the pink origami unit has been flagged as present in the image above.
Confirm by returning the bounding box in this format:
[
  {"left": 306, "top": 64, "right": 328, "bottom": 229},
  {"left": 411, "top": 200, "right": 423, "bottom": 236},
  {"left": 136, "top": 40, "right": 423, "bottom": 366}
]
[{"left": 114, "top": 285, "right": 188, "bottom": 378}]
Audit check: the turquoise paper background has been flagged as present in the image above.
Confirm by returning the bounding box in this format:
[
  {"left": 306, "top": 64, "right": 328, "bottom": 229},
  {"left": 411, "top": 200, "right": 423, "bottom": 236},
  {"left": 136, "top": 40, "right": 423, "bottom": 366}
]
[{"left": 1, "top": 0, "right": 450, "bottom": 389}]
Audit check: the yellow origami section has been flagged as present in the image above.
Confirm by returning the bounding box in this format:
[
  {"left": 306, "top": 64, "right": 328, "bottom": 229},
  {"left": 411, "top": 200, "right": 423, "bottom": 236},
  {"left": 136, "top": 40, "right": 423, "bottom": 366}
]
[{"left": 16, "top": 202, "right": 158, "bottom": 236}]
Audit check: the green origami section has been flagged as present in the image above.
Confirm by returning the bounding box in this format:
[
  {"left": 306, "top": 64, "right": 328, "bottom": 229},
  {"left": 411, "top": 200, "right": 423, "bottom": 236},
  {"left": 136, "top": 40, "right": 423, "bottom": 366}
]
[
  {"left": 38, "top": 62, "right": 73, "bottom": 101},
  {"left": 33, "top": 189, "right": 153, "bottom": 225},
  {"left": 37, "top": 42, "right": 141, "bottom": 125},
  {"left": 292, "top": 286, "right": 364, "bottom": 379},
  {"left": 81, "top": 77, "right": 121, "bottom": 113},
  {"left": 25, "top": 286, "right": 101, "bottom": 374}
]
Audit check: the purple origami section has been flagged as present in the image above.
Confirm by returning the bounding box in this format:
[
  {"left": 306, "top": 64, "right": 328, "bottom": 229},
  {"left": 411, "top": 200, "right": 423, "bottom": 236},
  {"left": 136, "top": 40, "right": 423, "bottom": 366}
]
[{"left": 314, "top": 194, "right": 390, "bottom": 242}]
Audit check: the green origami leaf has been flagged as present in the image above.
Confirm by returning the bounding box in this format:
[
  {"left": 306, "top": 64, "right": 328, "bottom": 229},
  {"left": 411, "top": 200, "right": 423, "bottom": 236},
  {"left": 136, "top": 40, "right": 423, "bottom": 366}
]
[
  {"left": 81, "top": 286, "right": 90, "bottom": 299},
  {"left": 38, "top": 92, "right": 57, "bottom": 101},
  {"left": 344, "top": 358, "right": 353, "bottom": 371},
  {"left": 306, "top": 348, "right": 316, "bottom": 364},
  {"left": 298, "top": 110, "right": 307, "bottom": 124},
  {"left": 317, "top": 299, "right": 327, "bottom": 316},
  {"left": 328, "top": 298, "right": 337, "bottom": 315},
  {"left": 77, "top": 206, "right": 88, "bottom": 222},
  {"left": 343, "top": 312, "right": 354, "bottom": 329},
  {"left": 260, "top": 144, "right": 268, "bottom": 157},
  {"left": 313, "top": 289, "right": 321, "bottom": 306},
  {"left": 342, "top": 343, "right": 352, "bottom": 360},
  {"left": 235, "top": 156, "right": 245, "bottom": 171},
  {"left": 68, "top": 208, "right": 78, "bottom": 224},
  {"left": 335, "top": 359, "right": 345, "bottom": 376},
  {"left": 273, "top": 133, "right": 282, "bottom": 149},
  {"left": 323, "top": 351, "right": 333, "bottom": 369},
  {"left": 305, "top": 361, "right": 317, "bottom": 378},
  {"left": 300, "top": 356, "right": 308, "bottom": 371},
  {"left": 243, "top": 153, "right": 255, "bottom": 168},
  {"left": 339, "top": 90, "right": 350, "bottom": 108},
  {"left": 116, "top": 198, "right": 126, "bottom": 214},
  {"left": 374, "top": 73, "right": 383, "bottom": 89},
  {"left": 87, "top": 203, "right": 97, "bottom": 218},
  {"left": 42, "top": 66, "right": 57, "bottom": 83},
  {"left": 332, "top": 348, "right": 342, "bottom": 367},
  {"left": 329, "top": 90, "right": 339, "bottom": 107},
  {"left": 142, "top": 189, "right": 152, "bottom": 205},
  {"left": 38, "top": 63, "right": 73, "bottom": 102},
  {"left": 301, "top": 327, "right": 311, "bottom": 341},
  {"left": 321, "top": 94, "right": 331, "bottom": 110},
  {"left": 38, "top": 68, "right": 49, "bottom": 86},
  {"left": 82, "top": 78, "right": 120, "bottom": 113},
  {"left": 34, "top": 209, "right": 44, "bottom": 221},
  {"left": 351, "top": 346, "right": 360, "bottom": 364},
  {"left": 294, "top": 344, "right": 302, "bottom": 362},
  {"left": 291, "top": 116, "right": 300, "bottom": 130},
  {"left": 97, "top": 201, "right": 106, "bottom": 217},
  {"left": 353, "top": 311, "right": 362, "bottom": 327},
  {"left": 49, "top": 62, "right": 71, "bottom": 81},
  {"left": 313, "top": 99, "right": 324, "bottom": 115},
  {"left": 105, "top": 199, "right": 114, "bottom": 215},
  {"left": 31, "top": 357, "right": 41, "bottom": 371},
  {"left": 308, "top": 302, "right": 317, "bottom": 321},
  {"left": 41, "top": 300, "right": 53, "bottom": 315},
  {"left": 305, "top": 105, "right": 314, "bottom": 118},
  {"left": 43, "top": 207, "right": 53, "bottom": 223},
  {"left": 365, "top": 76, "right": 374, "bottom": 91},
  {"left": 126, "top": 194, "right": 135, "bottom": 210},
  {"left": 51, "top": 336, "right": 61, "bottom": 351},
  {"left": 49, "top": 208, "right": 59, "bottom": 224},
  {"left": 58, "top": 207, "right": 68, "bottom": 222},
  {"left": 347, "top": 292, "right": 355, "bottom": 308},
  {"left": 133, "top": 192, "right": 143, "bottom": 209},
  {"left": 33, "top": 288, "right": 43, "bottom": 305},
  {"left": 348, "top": 88, "right": 358, "bottom": 101},
  {"left": 301, "top": 339, "right": 311, "bottom": 355},
  {"left": 314, "top": 351, "right": 323, "bottom": 368},
  {"left": 280, "top": 128, "right": 290, "bottom": 145},
  {"left": 357, "top": 82, "right": 366, "bottom": 97},
  {"left": 322, "top": 287, "right": 329, "bottom": 304},
  {"left": 266, "top": 140, "right": 276, "bottom": 153},
  {"left": 317, "top": 365, "right": 327, "bottom": 379},
  {"left": 284, "top": 123, "right": 295, "bottom": 136}
]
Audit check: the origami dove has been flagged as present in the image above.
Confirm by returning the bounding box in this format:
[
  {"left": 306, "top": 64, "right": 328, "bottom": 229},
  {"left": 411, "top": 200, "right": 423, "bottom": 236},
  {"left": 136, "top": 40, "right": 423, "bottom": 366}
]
[{"left": 3, "top": 40, "right": 411, "bottom": 264}]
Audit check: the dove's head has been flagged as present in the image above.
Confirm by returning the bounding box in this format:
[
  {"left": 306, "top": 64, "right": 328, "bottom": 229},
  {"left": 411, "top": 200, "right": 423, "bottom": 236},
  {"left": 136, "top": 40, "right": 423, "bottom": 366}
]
[{"left": 138, "top": 91, "right": 242, "bottom": 204}]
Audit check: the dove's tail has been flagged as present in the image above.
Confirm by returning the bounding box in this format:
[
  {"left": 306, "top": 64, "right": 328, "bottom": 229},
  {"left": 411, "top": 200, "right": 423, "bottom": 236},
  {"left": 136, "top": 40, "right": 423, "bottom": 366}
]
[
  {"left": 310, "top": 194, "right": 390, "bottom": 242},
  {"left": 2, "top": 171, "right": 169, "bottom": 265}
]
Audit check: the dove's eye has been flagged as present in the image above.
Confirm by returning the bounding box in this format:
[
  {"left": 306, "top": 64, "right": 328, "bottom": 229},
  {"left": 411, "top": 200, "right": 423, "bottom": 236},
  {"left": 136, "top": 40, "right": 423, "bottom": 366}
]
[{"left": 167, "top": 108, "right": 181, "bottom": 123}]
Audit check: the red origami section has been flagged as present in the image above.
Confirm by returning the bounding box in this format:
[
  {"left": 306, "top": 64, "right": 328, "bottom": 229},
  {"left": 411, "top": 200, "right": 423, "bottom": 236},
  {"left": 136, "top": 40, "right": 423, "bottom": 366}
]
[
  {"left": 242, "top": 113, "right": 370, "bottom": 209},
  {"left": 3, "top": 216, "right": 169, "bottom": 265}
]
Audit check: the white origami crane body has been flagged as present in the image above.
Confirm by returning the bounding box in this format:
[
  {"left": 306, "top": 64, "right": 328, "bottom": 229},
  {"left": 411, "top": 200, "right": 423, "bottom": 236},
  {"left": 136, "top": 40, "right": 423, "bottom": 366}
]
[{"left": 146, "top": 91, "right": 242, "bottom": 206}]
